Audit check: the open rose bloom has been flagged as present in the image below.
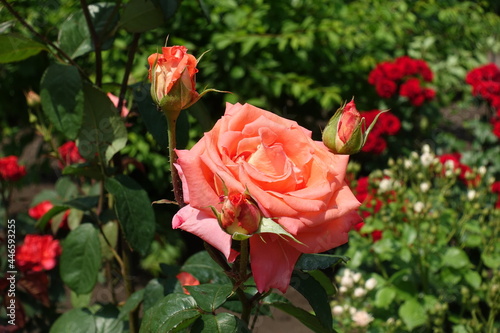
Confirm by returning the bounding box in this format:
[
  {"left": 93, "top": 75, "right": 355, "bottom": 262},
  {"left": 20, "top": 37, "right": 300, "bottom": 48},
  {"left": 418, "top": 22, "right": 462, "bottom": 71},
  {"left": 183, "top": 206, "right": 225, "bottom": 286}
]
[{"left": 173, "top": 103, "right": 361, "bottom": 292}]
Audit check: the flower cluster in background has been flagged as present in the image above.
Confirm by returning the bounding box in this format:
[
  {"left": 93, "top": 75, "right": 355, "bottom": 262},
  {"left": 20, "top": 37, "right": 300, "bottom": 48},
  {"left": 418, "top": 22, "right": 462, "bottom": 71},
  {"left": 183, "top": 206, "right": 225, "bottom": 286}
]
[
  {"left": 368, "top": 56, "right": 435, "bottom": 106},
  {"left": 360, "top": 111, "right": 401, "bottom": 154},
  {"left": 57, "top": 141, "right": 85, "bottom": 169},
  {"left": 16, "top": 234, "right": 61, "bottom": 272},
  {"left": 0, "top": 155, "right": 26, "bottom": 182},
  {"left": 465, "top": 63, "right": 500, "bottom": 139},
  {"left": 331, "top": 268, "right": 377, "bottom": 330}
]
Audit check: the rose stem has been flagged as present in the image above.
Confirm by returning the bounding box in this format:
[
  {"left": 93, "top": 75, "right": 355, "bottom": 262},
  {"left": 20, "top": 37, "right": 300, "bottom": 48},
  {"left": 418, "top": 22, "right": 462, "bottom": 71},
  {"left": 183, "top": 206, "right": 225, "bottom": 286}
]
[{"left": 165, "top": 109, "right": 184, "bottom": 207}]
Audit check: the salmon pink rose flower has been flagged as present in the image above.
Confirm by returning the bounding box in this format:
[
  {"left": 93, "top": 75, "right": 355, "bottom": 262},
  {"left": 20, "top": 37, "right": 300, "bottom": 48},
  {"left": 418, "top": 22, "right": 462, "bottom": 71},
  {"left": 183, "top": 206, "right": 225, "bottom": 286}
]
[{"left": 173, "top": 103, "right": 361, "bottom": 293}]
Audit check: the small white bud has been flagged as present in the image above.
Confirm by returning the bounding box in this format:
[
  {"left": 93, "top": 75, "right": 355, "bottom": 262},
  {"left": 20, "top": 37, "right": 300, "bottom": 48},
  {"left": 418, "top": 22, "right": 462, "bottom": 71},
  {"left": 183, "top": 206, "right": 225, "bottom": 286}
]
[
  {"left": 340, "top": 275, "right": 354, "bottom": 288},
  {"left": 422, "top": 144, "right": 431, "bottom": 154},
  {"left": 414, "top": 201, "right": 425, "bottom": 213},
  {"left": 352, "top": 310, "right": 373, "bottom": 327},
  {"left": 419, "top": 182, "right": 430, "bottom": 193},
  {"left": 352, "top": 272, "right": 362, "bottom": 283},
  {"left": 404, "top": 159, "right": 412, "bottom": 169},
  {"left": 478, "top": 166, "right": 487, "bottom": 176},
  {"left": 365, "top": 277, "right": 377, "bottom": 290},
  {"left": 467, "top": 190, "right": 476, "bottom": 201},
  {"left": 332, "top": 305, "right": 343, "bottom": 315},
  {"left": 353, "top": 287, "right": 366, "bottom": 298},
  {"left": 379, "top": 178, "right": 392, "bottom": 193}
]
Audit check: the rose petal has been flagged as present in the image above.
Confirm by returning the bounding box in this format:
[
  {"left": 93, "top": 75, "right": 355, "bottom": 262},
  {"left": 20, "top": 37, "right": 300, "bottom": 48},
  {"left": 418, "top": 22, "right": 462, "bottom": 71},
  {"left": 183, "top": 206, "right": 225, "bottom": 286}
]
[
  {"left": 172, "top": 206, "right": 235, "bottom": 261},
  {"left": 250, "top": 234, "right": 302, "bottom": 293}
]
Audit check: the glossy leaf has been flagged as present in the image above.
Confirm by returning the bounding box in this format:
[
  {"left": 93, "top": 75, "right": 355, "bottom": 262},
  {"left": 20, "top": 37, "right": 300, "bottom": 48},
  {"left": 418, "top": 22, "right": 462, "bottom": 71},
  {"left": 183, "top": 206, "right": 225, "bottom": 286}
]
[
  {"left": 257, "top": 217, "right": 304, "bottom": 245},
  {"left": 105, "top": 175, "right": 155, "bottom": 256},
  {"left": 78, "top": 84, "right": 127, "bottom": 163},
  {"left": 295, "top": 253, "right": 349, "bottom": 271},
  {"left": 57, "top": 12, "right": 92, "bottom": 59},
  {"left": 132, "top": 83, "right": 169, "bottom": 149},
  {"left": 191, "top": 313, "right": 250, "bottom": 333},
  {"left": 180, "top": 251, "right": 231, "bottom": 285},
  {"left": 60, "top": 224, "right": 102, "bottom": 294},
  {"left": 40, "top": 63, "right": 84, "bottom": 140},
  {"left": 290, "top": 271, "right": 333, "bottom": 332},
  {"left": 120, "top": 0, "right": 164, "bottom": 33},
  {"left": 50, "top": 308, "right": 95, "bottom": 333},
  {"left": 0, "top": 34, "right": 47, "bottom": 63},
  {"left": 139, "top": 293, "right": 200, "bottom": 333},
  {"left": 94, "top": 305, "right": 123, "bottom": 333},
  {"left": 35, "top": 205, "right": 69, "bottom": 230},
  {"left": 118, "top": 289, "right": 144, "bottom": 320},
  {"left": 271, "top": 302, "right": 333, "bottom": 333},
  {"left": 185, "top": 284, "right": 233, "bottom": 313}
]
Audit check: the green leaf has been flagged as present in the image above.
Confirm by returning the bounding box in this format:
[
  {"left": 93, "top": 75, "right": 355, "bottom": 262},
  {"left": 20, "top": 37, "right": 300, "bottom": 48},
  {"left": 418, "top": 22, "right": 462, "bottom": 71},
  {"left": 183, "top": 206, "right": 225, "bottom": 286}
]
[
  {"left": 120, "top": 0, "right": 164, "bottom": 33},
  {"left": 442, "top": 247, "right": 470, "bottom": 269},
  {"left": 290, "top": 271, "right": 333, "bottom": 332},
  {"left": 482, "top": 253, "right": 500, "bottom": 269},
  {"left": 191, "top": 313, "right": 250, "bottom": 333},
  {"left": 271, "top": 302, "right": 333, "bottom": 333},
  {"left": 185, "top": 284, "right": 233, "bottom": 313},
  {"left": 375, "top": 286, "right": 396, "bottom": 309},
  {"left": 143, "top": 278, "right": 169, "bottom": 312},
  {"left": 78, "top": 84, "right": 128, "bottom": 163},
  {"left": 94, "top": 305, "right": 123, "bottom": 333},
  {"left": 60, "top": 224, "right": 102, "bottom": 294},
  {"left": 118, "top": 289, "right": 144, "bottom": 320},
  {"left": 35, "top": 205, "right": 69, "bottom": 230},
  {"left": 180, "top": 251, "right": 231, "bottom": 285},
  {"left": 464, "top": 270, "right": 482, "bottom": 290},
  {"left": 139, "top": 293, "right": 200, "bottom": 333},
  {"left": 57, "top": 3, "right": 117, "bottom": 58},
  {"left": 0, "top": 34, "right": 47, "bottom": 63},
  {"left": 50, "top": 308, "right": 95, "bottom": 333},
  {"left": 62, "top": 162, "right": 103, "bottom": 179},
  {"left": 104, "top": 175, "right": 155, "bottom": 256},
  {"left": 308, "top": 270, "right": 336, "bottom": 296},
  {"left": 57, "top": 11, "right": 92, "bottom": 59},
  {"left": 55, "top": 176, "right": 79, "bottom": 200},
  {"left": 40, "top": 63, "right": 84, "bottom": 140},
  {"left": 70, "top": 290, "right": 92, "bottom": 308},
  {"left": 132, "top": 83, "right": 169, "bottom": 149},
  {"left": 398, "top": 298, "right": 428, "bottom": 331},
  {"left": 99, "top": 221, "right": 119, "bottom": 260},
  {"left": 257, "top": 217, "right": 305, "bottom": 245},
  {"left": 63, "top": 196, "right": 100, "bottom": 211},
  {"left": 158, "top": 0, "right": 180, "bottom": 20},
  {"left": 295, "top": 253, "right": 349, "bottom": 271}
]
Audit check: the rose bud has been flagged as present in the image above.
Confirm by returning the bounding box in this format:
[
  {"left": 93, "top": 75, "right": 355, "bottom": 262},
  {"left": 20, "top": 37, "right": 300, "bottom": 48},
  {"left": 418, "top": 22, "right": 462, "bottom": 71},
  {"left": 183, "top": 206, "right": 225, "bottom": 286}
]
[
  {"left": 322, "top": 99, "right": 386, "bottom": 155},
  {"left": 148, "top": 46, "right": 200, "bottom": 120},
  {"left": 218, "top": 192, "right": 261, "bottom": 236}
]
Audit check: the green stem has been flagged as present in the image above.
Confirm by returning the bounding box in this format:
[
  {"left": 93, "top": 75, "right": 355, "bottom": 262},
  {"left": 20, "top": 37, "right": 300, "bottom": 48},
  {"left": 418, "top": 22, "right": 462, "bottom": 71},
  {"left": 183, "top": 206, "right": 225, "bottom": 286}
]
[
  {"left": 80, "top": 0, "right": 102, "bottom": 86},
  {"left": 121, "top": 235, "right": 138, "bottom": 333},
  {"left": 165, "top": 111, "right": 184, "bottom": 206},
  {"left": 117, "top": 33, "right": 141, "bottom": 113}
]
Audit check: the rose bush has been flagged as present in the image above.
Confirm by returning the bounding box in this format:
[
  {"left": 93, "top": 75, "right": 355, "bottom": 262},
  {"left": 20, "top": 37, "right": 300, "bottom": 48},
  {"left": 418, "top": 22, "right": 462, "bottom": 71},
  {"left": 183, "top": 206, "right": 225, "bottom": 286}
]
[{"left": 172, "top": 102, "right": 361, "bottom": 292}]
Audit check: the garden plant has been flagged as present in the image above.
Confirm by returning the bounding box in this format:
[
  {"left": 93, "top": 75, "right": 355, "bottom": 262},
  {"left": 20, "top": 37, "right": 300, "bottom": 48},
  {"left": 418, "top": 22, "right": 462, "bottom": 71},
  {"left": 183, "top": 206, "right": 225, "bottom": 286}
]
[{"left": 1, "top": 1, "right": 500, "bottom": 333}]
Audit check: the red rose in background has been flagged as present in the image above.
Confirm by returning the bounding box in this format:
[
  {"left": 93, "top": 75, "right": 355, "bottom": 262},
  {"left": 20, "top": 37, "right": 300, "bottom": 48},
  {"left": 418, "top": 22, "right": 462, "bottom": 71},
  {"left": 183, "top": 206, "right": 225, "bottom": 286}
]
[
  {"left": 176, "top": 271, "right": 200, "bottom": 295},
  {"left": 369, "top": 56, "right": 435, "bottom": 105},
  {"left": 0, "top": 156, "right": 26, "bottom": 182},
  {"left": 28, "top": 201, "right": 54, "bottom": 220},
  {"left": 16, "top": 235, "right": 62, "bottom": 272},
  {"left": 359, "top": 110, "right": 401, "bottom": 154},
  {"left": 28, "top": 200, "right": 69, "bottom": 229},
  {"left": 58, "top": 141, "right": 85, "bottom": 169}
]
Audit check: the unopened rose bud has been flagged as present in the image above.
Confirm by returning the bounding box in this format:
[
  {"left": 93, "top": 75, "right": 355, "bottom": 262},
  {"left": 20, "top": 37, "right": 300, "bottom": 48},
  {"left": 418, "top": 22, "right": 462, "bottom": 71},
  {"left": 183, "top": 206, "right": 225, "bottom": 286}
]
[
  {"left": 218, "top": 192, "right": 261, "bottom": 235},
  {"left": 323, "top": 99, "right": 386, "bottom": 155},
  {"left": 25, "top": 90, "right": 41, "bottom": 108},
  {"left": 148, "top": 46, "right": 200, "bottom": 120},
  {"left": 364, "top": 277, "right": 377, "bottom": 290}
]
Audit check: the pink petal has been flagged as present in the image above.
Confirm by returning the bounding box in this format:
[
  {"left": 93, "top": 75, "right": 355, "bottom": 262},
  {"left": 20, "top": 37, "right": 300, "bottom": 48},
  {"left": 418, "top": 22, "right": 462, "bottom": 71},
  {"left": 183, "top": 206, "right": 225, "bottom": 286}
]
[
  {"left": 250, "top": 234, "right": 302, "bottom": 293},
  {"left": 172, "top": 206, "right": 235, "bottom": 262}
]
